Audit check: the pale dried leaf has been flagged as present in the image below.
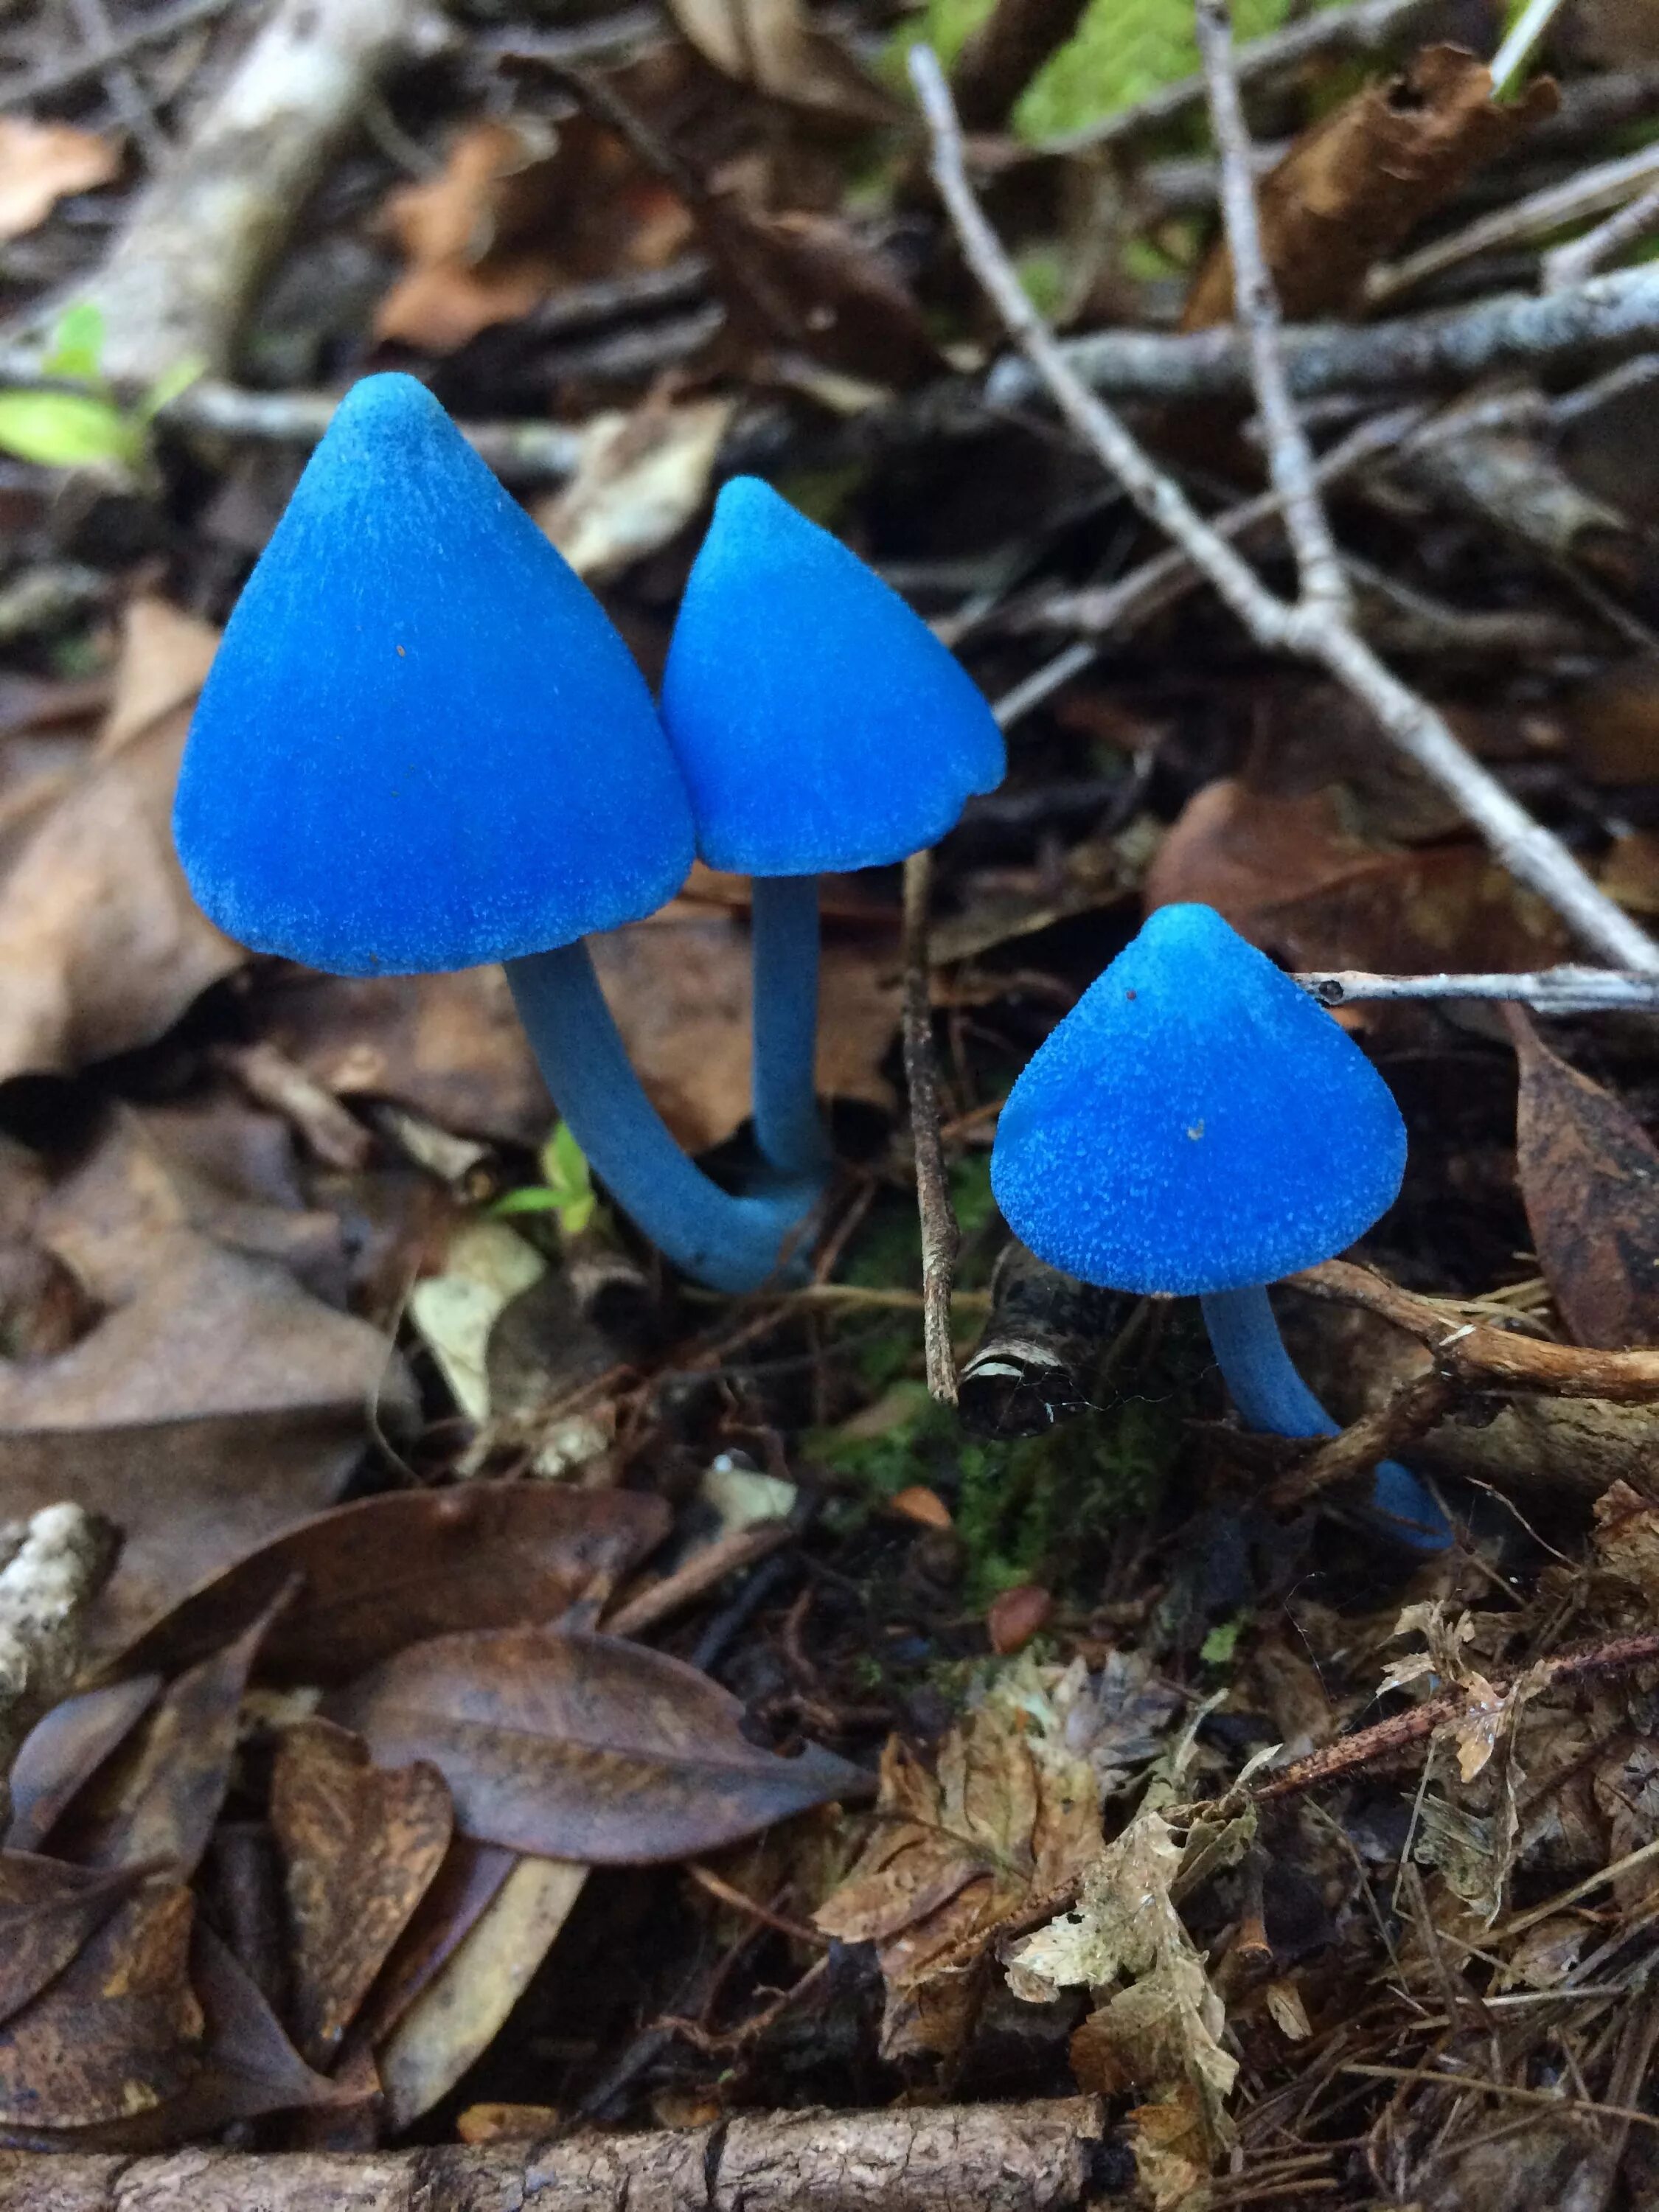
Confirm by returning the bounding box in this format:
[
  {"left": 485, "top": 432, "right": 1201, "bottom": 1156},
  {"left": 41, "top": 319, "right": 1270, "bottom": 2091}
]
[
  {"left": 408, "top": 1221, "right": 546, "bottom": 1425},
  {"left": 0, "top": 120, "right": 119, "bottom": 243},
  {"left": 537, "top": 401, "right": 733, "bottom": 583}
]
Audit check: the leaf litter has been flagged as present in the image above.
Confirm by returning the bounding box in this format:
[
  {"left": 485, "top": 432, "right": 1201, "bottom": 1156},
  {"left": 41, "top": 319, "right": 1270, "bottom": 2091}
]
[{"left": 10, "top": 0, "right": 1659, "bottom": 2197}]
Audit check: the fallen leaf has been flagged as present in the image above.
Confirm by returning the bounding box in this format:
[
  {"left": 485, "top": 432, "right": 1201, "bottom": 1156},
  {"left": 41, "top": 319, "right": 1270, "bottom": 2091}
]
[
  {"left": 815, "top": 1658, "right": 1112, "bottom": 2059},
  {"left": 58, "top": 1600, "right": 286, "bottom": 1879},
  {"left": 272, "top": 1718, "right": 452, "bottom": 2070},
  {"left": 1144, "top": 778, "right": 1569, "bottom": 976},
  {"left": 408, "top": 1220, "right": 547, "bottom": 1425},
  {"left": 115, "top": 1483, "right": 669, "bottom": 1688},
  {"left": 706, "top": 206, "right": 945, "bottom": 386},
  {"left": 0, "top": 709, "right": 240, "bottom": 1083},
  {"left": 0, "top": 1855, "right": 154, "bottom": 2027},
  {"left": 329, "top": 1627, "right": 871, "bottom": 1862},
  {"left": 535, "top": 400, "right": 734, "bottom": 584},
  {"left": 1183, "top": 47, "right": 1557, "bottom": 327},
  {"left": 0, "top": 1881, "right": 202, "bottom": 2128},
  {"left": 664, "top": 0, "right": 899, "bottom": 118},
  {"left": 987, "top": 1584, "right": 1053, "bottom": 1655},
  {"left": 98, "top": 595, "right": 219, "bottom": 756},
  {"left": 0, "top": 120, "right": 119, "bottom": 243},
  {"left": 1592, "top": 1478, "right": 1659, "bottom": 1605},
  {"left": 375, "top": 1853, "right": 587, "bottom": 2131},
  {"left": 353, "top": 1836, "right": 516, "bottom": 2048},
  {"left": 6, "top": 1677, "right": 161, "bottom": 1854},
  {"left": 1506, "top": 1008, "right": 1659, "bottom": 1349}
]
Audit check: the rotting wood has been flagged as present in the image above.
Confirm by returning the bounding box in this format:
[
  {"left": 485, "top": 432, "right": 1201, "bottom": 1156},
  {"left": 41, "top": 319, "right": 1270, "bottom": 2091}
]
[
  {"left": 0, "top": 2096, "right": 1107, "bottom": 2212},
  {"left": 0, "top": 1504, "right": 117, "bottom": 1831}
]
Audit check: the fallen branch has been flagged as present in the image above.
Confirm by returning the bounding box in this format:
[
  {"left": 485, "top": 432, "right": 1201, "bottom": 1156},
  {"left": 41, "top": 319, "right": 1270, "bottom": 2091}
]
[
  {"left": 902, "top": 850, "right": 961, "bottom": 1403},
  {"left": 0, "top": 1504, "right": 118, "bottom": 1829},
  {"left": 911, "top": 46, "right": 1659, "bottom": 973},
  {"left": 1546, "top": 181, "right": 1659, "bottom": 291},
  {"left": 1300, "top": 967, "right": 1659, "bottom": 1012},
  {"left": 986, "top": 267, "right": 1659, "bottom": 411},
  {"left": 0, "top": 2097, "right": 1107, "bottom": 2212},
  {"left": 1292, "top": 1259, "right": 1659, "bottom": 1399},
  {"left": 72, "top": 0, "right": 448, "bottom": 383}
]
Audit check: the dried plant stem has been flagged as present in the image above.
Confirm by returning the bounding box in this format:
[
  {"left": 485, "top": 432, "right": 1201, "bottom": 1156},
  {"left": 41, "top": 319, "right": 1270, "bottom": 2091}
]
[
  {"left": 1195, "top": 0, "right": 1349, "bottom": 618},
  {"left": 902, "top": 850, "right": 960, "bottom": 1404},
  {"left": 1301, "top": 967, "right": 1659, "bottom": 1012},
  {"left": 909, "top": 45, "right": 1659, "bottom": 975},
  {"left": 1546, "top": 181, "right": 1659, "bottom": 292}
]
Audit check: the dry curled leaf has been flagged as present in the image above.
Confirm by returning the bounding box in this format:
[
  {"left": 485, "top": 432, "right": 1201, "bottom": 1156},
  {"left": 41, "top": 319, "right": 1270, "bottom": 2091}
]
[
  {"left": 6, "top": 1677, "right": 161, "bottom": 1855},
  {"left": 272, "top": 1718, "right": 452, "bottom": 2070},
  {"left": 535, "top": 399, "right": 734, "bottom": 584},
  {"left": 0, "top": 119, "right": 119, "bottom": 243},
  {"left": 1507, "top": 1008, "right": 1659, "bottom": 1350},
  {"left": 0, "top": 1855, "right": 154, "bottom": 2028},
  {"left": 664, "top": 0, "right": 899, "bottom": 119},
  {"left": 115, "top": 1483, "right": 669, "bottom": 1688},
  {"left": 1183, "top": 46, "right": 1557, "bottom": 327},
  {"left": 330, "top": 1627, "right": 871, "bottom": 1863}
]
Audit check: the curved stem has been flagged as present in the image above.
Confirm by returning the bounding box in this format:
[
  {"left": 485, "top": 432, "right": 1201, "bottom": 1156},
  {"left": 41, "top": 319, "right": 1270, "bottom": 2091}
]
[
  {"left": 507, "top": 942, "right": 813, "bottom": 1294},
  {"left": 1199, "top": 1283, "right": 1450, "bottom": 1550},
  {"left": 750, "top": 874, "right": 833, "bottom": 1180}
]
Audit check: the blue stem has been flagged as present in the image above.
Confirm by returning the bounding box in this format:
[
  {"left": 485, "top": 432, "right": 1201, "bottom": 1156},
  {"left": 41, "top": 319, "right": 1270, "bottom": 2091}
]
[
  {"left": 507, "top": 942, "right": 814, "bottom": 1293},
  {"left": 1199, "top": 1283, "right": 1451, "bottom": 1551},
  {"left": 750, "top": 874, "right": 833, "bottom": 1180}
]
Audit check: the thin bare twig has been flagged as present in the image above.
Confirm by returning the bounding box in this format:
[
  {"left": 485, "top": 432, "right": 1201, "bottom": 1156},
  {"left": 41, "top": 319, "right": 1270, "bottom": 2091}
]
[
  {"left": 909, "top": 45, "right": 1659, "bottom": 974},
  {"left": 0, "top": 0, "right": 233, "bottom": 109},
  {"left": 902, "top": 849, "right": 960, "bottom": 1404},
  {"left": 1264, "top": 1371, "right": 1459, "bottom": 1512},
  {"left": 1195, "top": 0, "right": 1349, "bottom": 617},
  {"left": 1300, "top": 967, "right": 1659, "bottom": 1012},
  {"left": 1547, "top": 182, "right": 1659, "bottom": 293},
  {"left": 66, "top": 0, "right": 170, "bottom": 166}
]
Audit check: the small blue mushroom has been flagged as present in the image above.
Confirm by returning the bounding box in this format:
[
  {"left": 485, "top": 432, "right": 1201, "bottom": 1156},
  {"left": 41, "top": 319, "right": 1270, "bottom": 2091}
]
[
  {"left": 174, "top": 374, "right": 809, "bottom": 1293},
  {"left": 990, "top": 903, "right": 1452, "bottom": 1549},
  {"left": 660, "top": 478, "right": 1006, "bottom": 1180}
]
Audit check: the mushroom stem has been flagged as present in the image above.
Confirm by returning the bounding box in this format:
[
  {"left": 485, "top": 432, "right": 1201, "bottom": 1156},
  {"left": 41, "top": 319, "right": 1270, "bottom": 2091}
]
[
  {"left": 750, "top": 873, "right": 834, "bottom": 1180},
  {"left": 1198, "top": 1284, "right": 1450, "bottom": 1550},
  {"left": 508, "top": 942, "right": 815, "bottom": 1293}
]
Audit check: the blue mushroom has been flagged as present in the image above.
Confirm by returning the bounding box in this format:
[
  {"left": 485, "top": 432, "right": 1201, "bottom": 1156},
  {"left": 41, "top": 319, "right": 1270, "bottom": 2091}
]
[
  {"left": 174, "top": 374, "right": 810, "bottom": 1293},
  {"left": 660, "top": 477, "right": 1006, "bottom": 1181},
  {"left": 990, "top": 903, "right": 1452, "bottom": 1548}
]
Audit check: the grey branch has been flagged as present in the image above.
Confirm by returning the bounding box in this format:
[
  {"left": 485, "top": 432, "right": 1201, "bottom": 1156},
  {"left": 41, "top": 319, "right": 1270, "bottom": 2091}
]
[
  {"left": 1545, "top": 182, "right": 1659, "bottom": 293},
  {"left": 987, "top": 267, "right": 1659, "bottom": 410},
  {"left": 71, "top": 0, "right": 448, "bottom": 384},
  {"left": 1301, "top": 968, "right": 1659, "bottom": 1012},
  {"left": 1195, "top": 0, "right": 1350, "bottom": 616},
  {"left": 0, "top": 2098, "right": 1106, "bottom": 2212},
  {"left": 910, "top": 45, "right": 1659, "bottom": 974},
  {"left": 0, "top": 1504, "right": 118, "bottom": 1829}
]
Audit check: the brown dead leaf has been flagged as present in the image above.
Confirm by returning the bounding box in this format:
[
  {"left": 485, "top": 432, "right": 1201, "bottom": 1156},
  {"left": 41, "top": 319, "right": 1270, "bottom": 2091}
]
[
  {"left": 0, "top": 119, "right": 119, "bottom": 243},
  {"left": 0, "top": 709, "right": 240, "bottom": 1083},
  {"left": 115, "top": 1482, "right": 669, "bottom": 1688},
  {"left": 329, "top": 1627, "right": 871, "bottom": 1863},
  {"left": 0, "top": 1880, "right": 202, "bottom": 2128},
  {"left": 6, "top": 1677, "right": 161, "bottom": 1855},
  {"left": 1183, "top": 47, "right": 1557, "bottom": 327},
  {"left": 1506, "top": 1008, "right": 1659, "bottom": 1349},
  {"left": 1144, "top": 779, "right": 1569, "bottom": 975},
  {"left": 58, "top": 1599, "right": 287, "bottom": 1879},
  {"left": 272, "top": 1718, "right": 452, "bottom": 2070},
  {"left": 1592, "top": 1479, "right": 1659, "bottom": 1604},
  {"left": 535, "top": 399, "right": 733, "bottom": 585},
  {"left": 98, "top": 595, "right": 219, "bottom": 757},
  {"left": 815, "top": 1661, "right": 1107, "bottom": 2060},
  {"left": 353, "top": 1835, "right": 515, "bottom": 2049},
  {"left": 706, "top": 206, "right": 945, "bottom": 386},
  {"left": 0, "top": 1855, "right": 154, "bottom": 2028},
  {"left": 664, "top": 0, "right": 900, "bottom": 119}
]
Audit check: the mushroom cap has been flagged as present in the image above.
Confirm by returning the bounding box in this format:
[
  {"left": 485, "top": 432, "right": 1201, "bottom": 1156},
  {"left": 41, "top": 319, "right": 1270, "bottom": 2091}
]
[
  {"left": 990, "top": 903, "right": 1407, "bottom": 1294},
  {"left": 174, "top": 374, "right": 694, "bottom": 976},
  {"left": 658, "top": 477, "right": 1005, "bottom": 874}
]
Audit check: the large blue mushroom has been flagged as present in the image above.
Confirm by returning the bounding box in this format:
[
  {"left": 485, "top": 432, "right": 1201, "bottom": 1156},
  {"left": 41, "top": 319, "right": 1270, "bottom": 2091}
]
[
  {"left": 660, "top": 477, "right": 1006, "bottom": 1180},
  {"left": 990, "top": 902, "right": 1452, "bottom": 1548},
  {"left": 174, "top": 374, "right": 811, "bottom": 1293}
]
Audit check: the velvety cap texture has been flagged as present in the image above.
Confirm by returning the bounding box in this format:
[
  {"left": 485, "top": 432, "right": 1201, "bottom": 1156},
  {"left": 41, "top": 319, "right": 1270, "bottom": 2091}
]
[
  {"left": 990, "top": 903, "right": 1408, "bottom": 1295},
  {"left": 174, "top": 374, "right": 695, "bottom": 975},
  {"left": 658, "top": 477, "right": 1005, "bottom": 874}
]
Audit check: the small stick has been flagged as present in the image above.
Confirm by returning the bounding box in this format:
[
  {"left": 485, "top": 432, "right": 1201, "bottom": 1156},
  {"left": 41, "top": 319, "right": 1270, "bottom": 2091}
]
[
  {"left": 1264, "top": 1370, "right": 1459, "bottom": 1512},
  {"left": 603, "top": 1520, "right": 794, "bottom": 1639},
  {"left": 215, "top": 1041, "right": 372, "bottom": 1171},
  {"left": 902, "top": 849, "right": 960, "bottom": 1404},
  {"left": 1195, "top": 0, "right": 1349, "bottom": 619},
  {"left": 909, "top": 45, "right": 1659, "bottom": 975},
  {"left": 1546, "top": 181, "right": 1659, "bottom": 293},
  {"left": 1299, "top": 967, "right": 1659, "bottom": 1012}
]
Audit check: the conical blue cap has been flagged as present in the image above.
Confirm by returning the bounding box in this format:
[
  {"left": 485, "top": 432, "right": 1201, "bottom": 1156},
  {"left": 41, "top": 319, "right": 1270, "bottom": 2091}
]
[
  {"left": 174, "top": 375, "right": 695, "bottom": 975},
  {"left": 659, "top": 479, "right": 1005, "bottom": 874},
  {"left": 991, "top": 904, "right": 1407, "bottom": 1294}
]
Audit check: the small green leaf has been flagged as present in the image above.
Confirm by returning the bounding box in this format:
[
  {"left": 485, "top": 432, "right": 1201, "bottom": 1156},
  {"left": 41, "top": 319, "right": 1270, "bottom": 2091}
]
[
  {"left": 1200, "top": 1618, "right": 1242, "bottom": 1668},
  {"left": 540, "top": 1121, "right": 597, "bottom": 1238},
  {"left": 136, "top": 354, "right": 206, "bottom": 423},
  {"left": 0, "top": 390, "right": 140, "bottom": 470},
  {"left": 491, "top": 1187, "right": 564, "bottom": 1217},
  {"left": 42, "top": 303, "right": 105, "bottom": 383}
]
